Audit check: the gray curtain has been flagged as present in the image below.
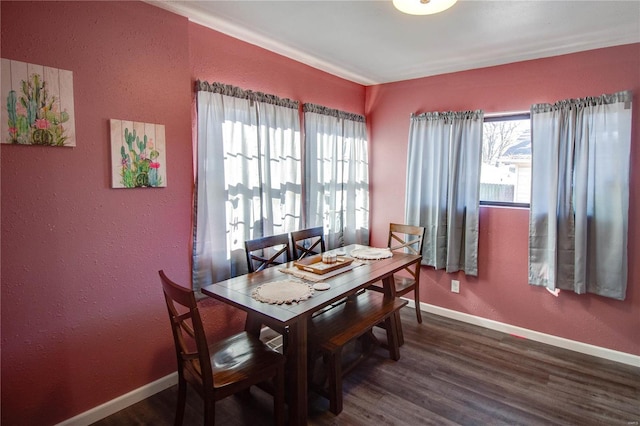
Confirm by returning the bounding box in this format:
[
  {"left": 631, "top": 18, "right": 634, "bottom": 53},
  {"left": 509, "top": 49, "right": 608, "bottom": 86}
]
[
  {"left": 193, "top": 81, "right": 301, "bottom": 290},
  {"left": 529, "top": 90, "right": 632, "bottom": 300},
  {"left": 405, "top": 110, "right": 483, "bottom": 275},
  {"left": 303, "top": 103, "right": 370, "bottom": 249}
]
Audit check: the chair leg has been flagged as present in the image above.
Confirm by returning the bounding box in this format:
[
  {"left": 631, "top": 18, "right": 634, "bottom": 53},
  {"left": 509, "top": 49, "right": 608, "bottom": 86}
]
[
  {"left": 274, "top": 365, "right": 286, "bottom": 426},
  {"left": 203, "top": 398, "right": 215, "bottom": 425},
  {"left": 174, "top": 377, "right": 187, "bottom": 426},
  {"left": 414, "top": 286, "right": 423, "bottom": 324},
  {"left": 328, "top": 349, "right": 343, "bottom": 415}
]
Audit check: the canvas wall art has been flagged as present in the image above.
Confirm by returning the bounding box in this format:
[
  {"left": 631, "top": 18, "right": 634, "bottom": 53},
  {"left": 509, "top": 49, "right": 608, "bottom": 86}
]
[
  {"left": 1, "top": 58, "right": 76, "bottom": 146},
  {"left": 110, "top": 119, "right": 167, "bottom": 188}
]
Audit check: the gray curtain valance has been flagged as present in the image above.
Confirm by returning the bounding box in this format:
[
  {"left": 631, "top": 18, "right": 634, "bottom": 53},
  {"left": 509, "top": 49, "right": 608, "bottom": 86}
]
[
  {"left": 303, "top": 103, "right": 365, "bottom": 123},
  {"left": 531, "top": 90, "right": 632, "bottom": 113},
  {"left": 411, "top": 110, "right": 483, "bottom": 123},
  {"left": 196, "top": 80, "right": 299, "bottom": 109}
]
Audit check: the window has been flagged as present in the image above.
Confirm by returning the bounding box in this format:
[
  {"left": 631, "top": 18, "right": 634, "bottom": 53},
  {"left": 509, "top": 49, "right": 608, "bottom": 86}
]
[
  {"left": 193, "top": 82, "right": 302, "bottom": 287},
  {"left": 303, "top": 104, "right": 370, "bottom": 249},
  {"left": 480, "top": 113, "right": 531, "bottom": 206},
  {"left": 193, "top": 82, "right": 370, "bottom": 288}
]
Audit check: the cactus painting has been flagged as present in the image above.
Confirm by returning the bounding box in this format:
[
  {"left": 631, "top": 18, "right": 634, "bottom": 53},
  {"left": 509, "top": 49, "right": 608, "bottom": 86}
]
[
  {"left": 110, "top": 119, "right": 167, "bottom": 188},
  {"left": 1, "top": 58, "right": 76, "bottom": 146}
]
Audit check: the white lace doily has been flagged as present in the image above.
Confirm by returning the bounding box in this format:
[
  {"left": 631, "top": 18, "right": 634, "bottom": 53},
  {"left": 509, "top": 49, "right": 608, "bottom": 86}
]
[
  {"left": 251, "top": 280, "right": 314, "bottom": 304},
  {"left": 350, "top": 247, "right": 393, "bottom": 260}
]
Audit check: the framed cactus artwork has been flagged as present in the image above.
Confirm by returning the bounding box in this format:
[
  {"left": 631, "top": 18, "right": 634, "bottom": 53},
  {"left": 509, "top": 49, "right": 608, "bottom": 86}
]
[
  {"left": 1, "top": 58, "right": 76, "bottom": 146},
  {"left": 110, "top": 119, "right": 167, "bottom": 188}
]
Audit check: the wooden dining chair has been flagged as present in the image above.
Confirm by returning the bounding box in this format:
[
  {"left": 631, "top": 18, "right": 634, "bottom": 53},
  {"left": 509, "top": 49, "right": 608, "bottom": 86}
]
[
  {"left": 370, "top": 223, "right": 425, "bottom": 323},
  {"left": 244, "top": 233, "right": 293, "bottom": 352},
  {"left": 291, "top": 226, "right": 326, "bottom": 259},
  {"left": 244, "top": 233, "right": 292, "bottom": 273},
  {"left": 159, "top": 270, "right": 286, "bottom": 425}
]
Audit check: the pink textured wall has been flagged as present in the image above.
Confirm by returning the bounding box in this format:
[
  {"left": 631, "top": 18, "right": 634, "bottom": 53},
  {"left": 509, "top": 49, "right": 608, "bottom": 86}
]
[
  {"left": 1, "top": 2, "right": 193, "bottom": 425},
  {"left": 366, "top": 44, "right": 640, "bottom": 356},
  {"left": 1, "top": 1, "right": 637, "bottom": 425},
  {"left": 0, "top": 1, "right": 365, "bottom": 425},
  {"left": 189, "top": 23, "right": 365, "bottom": 114}
]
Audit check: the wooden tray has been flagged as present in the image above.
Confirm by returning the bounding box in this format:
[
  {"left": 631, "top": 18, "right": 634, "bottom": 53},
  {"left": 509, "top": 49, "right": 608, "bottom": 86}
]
[{"left": 293, "top": 254, "right": 355, "bottom": 275}]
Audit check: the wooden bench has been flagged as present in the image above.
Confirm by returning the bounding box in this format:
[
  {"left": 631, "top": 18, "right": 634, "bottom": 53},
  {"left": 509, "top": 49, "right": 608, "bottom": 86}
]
[{"left": 308, "top": 290, "right": 407, "bottom": 414}]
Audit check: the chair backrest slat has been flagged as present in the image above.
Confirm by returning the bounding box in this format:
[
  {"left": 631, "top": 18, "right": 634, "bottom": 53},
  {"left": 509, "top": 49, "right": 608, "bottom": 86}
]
[
  {"left": 387, "top": 223, "right": 425, "bottom": 277},
  {"left": 291, "top": 227, "right": 326, "bottom": 259},
  {"left": 245, "top": 233, "right": 292, "bottom": 273},
  {"left": 159, "top": 270, "right": 213, "bottom": 388}
]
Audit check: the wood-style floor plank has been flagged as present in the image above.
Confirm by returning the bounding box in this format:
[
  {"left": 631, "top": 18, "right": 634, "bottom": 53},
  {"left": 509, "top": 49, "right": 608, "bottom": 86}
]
[{"left": 91, "top": 308, "right": 640, "bottom": 425}]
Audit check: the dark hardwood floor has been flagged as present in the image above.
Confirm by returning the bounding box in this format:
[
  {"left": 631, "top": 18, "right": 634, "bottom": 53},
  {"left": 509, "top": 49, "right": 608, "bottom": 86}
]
[{"left": 92, "top": 307, "right": 640, "bottom": 425}]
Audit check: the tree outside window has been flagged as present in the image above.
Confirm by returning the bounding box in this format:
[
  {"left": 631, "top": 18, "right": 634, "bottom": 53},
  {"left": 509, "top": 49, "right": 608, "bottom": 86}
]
[{"left": 481, "top": 114, "right": 531, "bottom": 205}]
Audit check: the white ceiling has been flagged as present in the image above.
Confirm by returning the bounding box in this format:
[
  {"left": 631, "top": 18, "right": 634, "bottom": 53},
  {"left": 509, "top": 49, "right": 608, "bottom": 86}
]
[{"left": 150, "top": 0, "right": 640, "bottom": 86}]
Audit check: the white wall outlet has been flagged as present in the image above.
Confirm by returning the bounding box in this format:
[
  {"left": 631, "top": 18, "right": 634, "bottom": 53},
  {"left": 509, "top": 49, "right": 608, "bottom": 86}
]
[{"left": 451, "top": 279, "right": 460, "bottom": 293}]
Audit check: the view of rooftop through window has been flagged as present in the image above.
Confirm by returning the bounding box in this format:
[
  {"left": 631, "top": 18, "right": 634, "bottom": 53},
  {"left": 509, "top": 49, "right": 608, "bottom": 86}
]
[{"left": 480, "top": 115, "right": 531, "bottom": 205}]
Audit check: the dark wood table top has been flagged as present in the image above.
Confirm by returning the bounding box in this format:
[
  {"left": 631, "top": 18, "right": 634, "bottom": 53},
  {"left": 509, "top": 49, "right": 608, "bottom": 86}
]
[{"left": 200, "top": 244, "right": 422, "bottom": 326}]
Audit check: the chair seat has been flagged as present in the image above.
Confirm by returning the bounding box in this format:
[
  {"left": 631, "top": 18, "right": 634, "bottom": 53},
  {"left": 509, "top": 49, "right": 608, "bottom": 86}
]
[
  {"left": 210, "top": 331, "right": 286, "bottom": 389},
  {"left": 392, "top": 276, "right": 416, "bottom": 296}
]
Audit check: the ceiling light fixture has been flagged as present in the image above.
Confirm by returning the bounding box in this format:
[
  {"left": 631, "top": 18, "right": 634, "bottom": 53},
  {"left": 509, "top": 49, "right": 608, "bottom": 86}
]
[{"left": 392, "top": 0, "right": 458, "bottom": 15}]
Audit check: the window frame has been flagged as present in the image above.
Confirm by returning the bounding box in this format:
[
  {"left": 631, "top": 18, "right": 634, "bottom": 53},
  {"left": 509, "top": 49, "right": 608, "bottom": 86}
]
[{"left": 480, "top": 112, "right": 531, "bottom": 209}]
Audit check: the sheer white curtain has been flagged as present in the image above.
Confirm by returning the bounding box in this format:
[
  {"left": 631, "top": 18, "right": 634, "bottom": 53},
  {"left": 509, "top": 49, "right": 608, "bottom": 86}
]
[
  {"left": 257, "top": 101, "right": 302, "bottom": 235},
  {"left": 193, "top": 82, "right": 301, "bottom": 290},
  {"left": 529, "top": 90, "right": 632, "bottom": 299},
  {"left": 405, "top": 110, "right": 483, "bottom": 275},
  {"left": 303, "top": 104, "right": 369, "bottom": 249}
]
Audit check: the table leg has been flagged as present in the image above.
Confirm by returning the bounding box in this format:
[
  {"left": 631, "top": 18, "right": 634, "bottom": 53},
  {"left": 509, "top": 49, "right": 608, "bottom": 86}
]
[
  {"left": 286, "top": 319, "right": 308, "bottom": 426},
  {"left": 381, "top": 275, "right": 404, "bottom": 346},
  {"left": 384, "top": 315, "right": 401, "bottom": 361}
]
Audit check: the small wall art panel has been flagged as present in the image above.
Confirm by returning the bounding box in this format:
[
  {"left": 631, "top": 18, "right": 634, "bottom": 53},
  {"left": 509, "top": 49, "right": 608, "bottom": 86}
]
[
  {"left": 1, "top": 58, "right": 76, "bottom": 146},
  {"left": 110, "top": 119, "right": 167, "bottom": 188}
]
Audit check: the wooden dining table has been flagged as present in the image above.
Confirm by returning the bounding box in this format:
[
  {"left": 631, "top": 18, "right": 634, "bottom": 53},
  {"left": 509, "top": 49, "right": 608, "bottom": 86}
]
[{"left": 200, "top": 244, "right": 422, "bottom": 425}]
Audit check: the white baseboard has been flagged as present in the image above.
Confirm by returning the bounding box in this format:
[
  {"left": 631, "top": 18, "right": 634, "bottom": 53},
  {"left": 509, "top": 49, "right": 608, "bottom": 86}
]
[
  {"left": 405, "top": 299, "right": 640, "bottom": 368},
  {"left": 58, "top": 303, "right": 639, "bottom": 425},
  {"left": 56, "top": 372, "right": 178, "bottom": 426}
]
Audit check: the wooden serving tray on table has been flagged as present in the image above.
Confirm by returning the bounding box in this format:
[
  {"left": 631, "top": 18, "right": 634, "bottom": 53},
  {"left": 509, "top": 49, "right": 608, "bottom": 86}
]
[{"left": 293, "top": 254, "right": 355, "bottom": 275}]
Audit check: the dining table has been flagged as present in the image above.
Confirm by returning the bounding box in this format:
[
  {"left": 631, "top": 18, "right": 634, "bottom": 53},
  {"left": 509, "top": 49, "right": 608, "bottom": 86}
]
[{"left": 200, "top": 244, "right": 422, "bottom": 425}]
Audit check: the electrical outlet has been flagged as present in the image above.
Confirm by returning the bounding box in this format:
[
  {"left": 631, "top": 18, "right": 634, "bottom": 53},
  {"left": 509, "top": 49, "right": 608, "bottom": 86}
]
[{"left": 451, "top": 280, "right": 460, "bottom": 293}]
